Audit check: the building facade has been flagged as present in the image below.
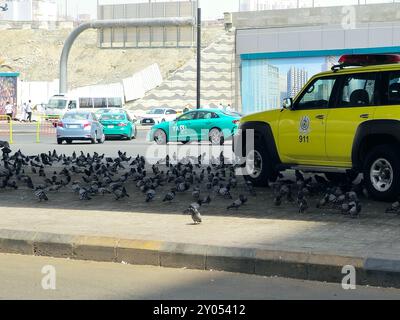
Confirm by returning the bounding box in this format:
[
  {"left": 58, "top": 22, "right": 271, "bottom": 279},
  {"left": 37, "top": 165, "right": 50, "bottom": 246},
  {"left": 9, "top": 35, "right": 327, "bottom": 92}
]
[
  {"left": 287, "top": 67, "right": 308, "bottom": 99},
  {"left": 241, "top": 59, "right": 279, "bottom": 114}
]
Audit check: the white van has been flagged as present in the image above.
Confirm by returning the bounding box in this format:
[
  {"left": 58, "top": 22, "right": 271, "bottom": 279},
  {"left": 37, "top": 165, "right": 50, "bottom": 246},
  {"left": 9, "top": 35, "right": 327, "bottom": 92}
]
[{"left": 45, "top": 95, "right": 123, "bottom": 120}]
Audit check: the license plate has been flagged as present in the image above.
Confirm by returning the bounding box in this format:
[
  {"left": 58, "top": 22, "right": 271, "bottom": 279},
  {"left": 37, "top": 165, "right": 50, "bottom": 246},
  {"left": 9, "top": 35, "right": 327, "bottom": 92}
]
[
  {"left": 68, "top": 125, "right": 80, "bottom": 129},
  {"left": 146, "top": 120, "right": 151, "bottom": 123},
  {"left": 107, "top": 125, "right": 114, "bottom": 128}
]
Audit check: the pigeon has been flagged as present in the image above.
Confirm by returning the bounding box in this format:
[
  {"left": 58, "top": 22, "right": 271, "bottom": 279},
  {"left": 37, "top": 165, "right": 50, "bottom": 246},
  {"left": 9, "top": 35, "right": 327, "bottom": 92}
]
[
  {"left": 200, "top": 195, "right": 212, "bottom": 205},
  {"left": 113, "top": 187, "right": 129, "bottom": 200},
  {"left": 184, "top": 202, "right": 202, "bottom": 225},
  {"left": 79, "top": 188, "right": 91, "bottom": 201},
  {"left": 34, "top": 189, "right": 48, "bottom": 202},
  {"left": 227, "top": 195, "right": 248, "bottom": 210},
  {"left": 386, "top": 201, "right": 400, "bottom": 214},
  {"left": 297, "top": 192, "right": 308, "bottom": 214},
  {"left": 145, "top": 189, "right": 156, "bottom": 203},
  {"left": 163, "top": 190, "right": 176, "bottom": 203}
]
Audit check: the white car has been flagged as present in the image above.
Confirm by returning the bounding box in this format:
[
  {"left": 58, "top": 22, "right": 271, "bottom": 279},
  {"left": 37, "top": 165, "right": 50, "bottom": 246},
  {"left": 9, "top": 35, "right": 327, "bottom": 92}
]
[{"left": 140, "top": 108, "right": 178, "bottom": 125}]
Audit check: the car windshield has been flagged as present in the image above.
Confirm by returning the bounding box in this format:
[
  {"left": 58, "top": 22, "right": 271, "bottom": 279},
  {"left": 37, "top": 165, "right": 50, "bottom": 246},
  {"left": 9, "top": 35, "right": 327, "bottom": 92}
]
[
  {"left": 147, "top": 109, "right": 164, "bottom": 115},
  {"left": 100, "top": 114, "right": 126, "bottom": 121},
  {"left": 48, "top": 99, "right": 67, "bottom": 110},
  {"left": 63, "top": 113, "right": 90, "bottom": 120}
]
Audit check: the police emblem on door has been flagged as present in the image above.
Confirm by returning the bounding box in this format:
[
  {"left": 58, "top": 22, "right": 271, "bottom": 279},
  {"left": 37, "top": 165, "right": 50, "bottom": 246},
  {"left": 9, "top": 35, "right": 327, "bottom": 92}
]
[{"left": 299, "top": 116, "right": 311, "bottom": 135}]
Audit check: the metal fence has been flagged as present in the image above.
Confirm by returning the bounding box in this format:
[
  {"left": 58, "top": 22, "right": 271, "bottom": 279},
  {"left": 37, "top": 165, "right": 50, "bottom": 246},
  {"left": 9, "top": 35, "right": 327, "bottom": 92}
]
[
  {"left": 238, "top": 0, "right": 400, "bottom": 11},
  {"left": 0, "top": 116, "right": 13, "bottom": 144},
  {"left": 97, "top": 0, "right": 198, "bottom": 48}
]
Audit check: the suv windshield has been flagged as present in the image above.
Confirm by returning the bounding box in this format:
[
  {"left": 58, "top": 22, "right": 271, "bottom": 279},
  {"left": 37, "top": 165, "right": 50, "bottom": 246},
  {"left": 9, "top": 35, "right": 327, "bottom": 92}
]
[{"left": 48, "top": 99, "right": 67, "bottom": 110}]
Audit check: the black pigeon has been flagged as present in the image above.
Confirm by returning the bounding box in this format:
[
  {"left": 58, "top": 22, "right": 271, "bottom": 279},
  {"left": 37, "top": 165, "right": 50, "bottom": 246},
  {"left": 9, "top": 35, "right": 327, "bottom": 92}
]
[
  {"left": 163, "top": 190, "right": 176, "bottom": 203},
  {"left": 34, "top": 189, "right": 48, "bottom": 202},
  {"left": 114, "top": 187, "right": 129, "bottom": 200}
]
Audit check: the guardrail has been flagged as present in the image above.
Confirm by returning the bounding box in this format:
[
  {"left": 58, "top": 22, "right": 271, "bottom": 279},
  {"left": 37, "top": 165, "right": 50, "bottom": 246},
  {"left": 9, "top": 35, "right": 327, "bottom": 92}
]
[
  {"left": 36, "top": 116, "right": 59, "bottom": 143},
  {"left": 0, "top": 115, "right": 13, "bottom": 144}
]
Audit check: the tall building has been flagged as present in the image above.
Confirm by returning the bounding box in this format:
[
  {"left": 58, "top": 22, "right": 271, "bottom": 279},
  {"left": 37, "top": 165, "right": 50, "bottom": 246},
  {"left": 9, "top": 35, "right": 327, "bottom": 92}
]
[
  {"left": 241, "top": 60, "right": 279, "bottom": 114},
  {"left": 0, "top": 0, "right": 57, "bottom": 21},
  {"left": 287, "top": 67, "right": 308, "bottom": 98}
]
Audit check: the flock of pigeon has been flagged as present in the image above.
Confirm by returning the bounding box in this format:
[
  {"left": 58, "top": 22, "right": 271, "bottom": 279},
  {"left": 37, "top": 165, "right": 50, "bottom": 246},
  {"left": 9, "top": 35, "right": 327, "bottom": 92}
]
[{"left": 1, "top": 139, "right": 400, "bottom": 224}]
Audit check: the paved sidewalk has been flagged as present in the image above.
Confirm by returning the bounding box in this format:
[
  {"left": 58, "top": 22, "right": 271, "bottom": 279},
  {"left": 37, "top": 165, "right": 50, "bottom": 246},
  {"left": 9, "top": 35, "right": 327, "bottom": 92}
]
[{"left": 1, "top": 187, "right": 400, "bottom": 287}]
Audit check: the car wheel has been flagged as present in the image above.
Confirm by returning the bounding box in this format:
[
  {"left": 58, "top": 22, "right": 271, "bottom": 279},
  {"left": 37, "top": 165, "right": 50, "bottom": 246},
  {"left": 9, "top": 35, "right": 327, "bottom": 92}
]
[
  {"left": 66, "top": 139, "right": 72, "bottom": 144},
  {"left": 244, "top": 139, "right": 277, "bottom": 187},
  {"left": 209, "top": 128, "right": 224, "bottom": 146},
  {"left": 154, "top": 129, "right": 167, "bottom": 145},
  {"left": 57, "top": 138, "right": 63, "bottom": 145},
  {"left": 363, "top": 144, "right": 400, "bottom": 202},
  {"left": 97, "top": 133, "right": 105, "bottom": 144},
  {"left": 132, "top": 127, "right": 137, "bottom": 140},
  {"left": 91, "top": 132, "right": 97, "bottom": 144}
]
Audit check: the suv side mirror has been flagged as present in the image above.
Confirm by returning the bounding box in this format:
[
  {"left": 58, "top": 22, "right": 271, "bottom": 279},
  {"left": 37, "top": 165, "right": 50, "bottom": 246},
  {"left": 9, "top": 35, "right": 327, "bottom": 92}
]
[{"left": 283, "top": 98, "right": 294, "bottom": 110}]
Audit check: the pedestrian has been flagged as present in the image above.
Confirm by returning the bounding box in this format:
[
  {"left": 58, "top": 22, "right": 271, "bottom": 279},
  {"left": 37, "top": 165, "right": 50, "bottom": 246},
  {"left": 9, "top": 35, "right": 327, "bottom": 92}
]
[
  {"left": 26, "top": 100, "right": 33, "bottom": 122},
  {"left": 218, "top": 103, "right": 224, "bottom": 110},
  {"left": 5, "top": 101, "right": 13, "bottom": 123},
  {"left": 226, "top": 104, "right": 233, "bottom": 112},
  {"left": 21, "top": 102, "right": 27, "bottom": 122}
]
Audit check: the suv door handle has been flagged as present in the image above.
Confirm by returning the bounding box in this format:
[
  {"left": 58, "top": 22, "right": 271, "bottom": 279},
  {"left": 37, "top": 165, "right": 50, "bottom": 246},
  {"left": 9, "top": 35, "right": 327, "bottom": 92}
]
[
  {"left": 360, "top": 114, "right": 370, "bottom": 119},
  {"left": 315, "top": 115, "right": 325, "bottom": 120}
]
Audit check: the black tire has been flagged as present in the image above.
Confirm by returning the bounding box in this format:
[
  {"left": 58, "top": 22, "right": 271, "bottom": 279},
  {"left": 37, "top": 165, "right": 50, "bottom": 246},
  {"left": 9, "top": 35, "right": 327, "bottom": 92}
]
[
  {"left": 132, "top": 127, "right": 137, "bottom": 140},
  {"left": 244, "top": 139, "right": 277, "bottom": 187},
  {"left": 363, "top": 144, "right": 400, "bottom": 202},
  {"left": 154, "top": 129, "right": 167, "bottom": 145},
  {"left": 325, "top": 171, "right": 359, "bottom": 184},
  {"left": 66, "top": 139, "right": 72, "bottom": 144},
  {"left": 91, "top": 132, "right": 97, "bottom": 144},
  {"left": 57, "top": 138, "right": 63, "bottom": 145},
  {"left": 209, "top": 128, "right": 225, "bottom": 146},
  {"left": 97, "top": 133, "right": 105, "bottom": 144}
]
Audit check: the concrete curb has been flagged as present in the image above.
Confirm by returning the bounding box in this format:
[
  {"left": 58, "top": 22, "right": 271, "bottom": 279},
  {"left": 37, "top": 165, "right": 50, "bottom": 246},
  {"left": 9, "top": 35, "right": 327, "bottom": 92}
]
[{"left": 0, "top": 228, "right": 399, "bottom": 288}]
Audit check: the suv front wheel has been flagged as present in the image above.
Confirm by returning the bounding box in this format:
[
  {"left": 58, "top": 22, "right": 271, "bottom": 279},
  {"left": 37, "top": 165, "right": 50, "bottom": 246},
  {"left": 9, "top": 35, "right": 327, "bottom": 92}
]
[
  {"left": 364, "top": 145, "right": 400, "bottom": 202},
  {"left": 244, "top": 139, "right": 277, "bottom": 187}
]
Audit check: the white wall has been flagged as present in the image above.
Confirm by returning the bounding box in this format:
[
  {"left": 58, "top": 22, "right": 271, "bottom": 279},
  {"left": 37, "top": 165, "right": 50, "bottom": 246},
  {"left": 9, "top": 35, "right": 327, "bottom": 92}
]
[{"left": 236, "top": 22, "right": 400, "bottom": 55}]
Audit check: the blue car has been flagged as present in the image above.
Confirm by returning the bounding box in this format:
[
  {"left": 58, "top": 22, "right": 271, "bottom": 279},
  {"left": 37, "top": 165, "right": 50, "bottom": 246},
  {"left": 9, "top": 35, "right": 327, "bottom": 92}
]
[{"left": 56, "top": 111, "right": 105, "bottom": 145}]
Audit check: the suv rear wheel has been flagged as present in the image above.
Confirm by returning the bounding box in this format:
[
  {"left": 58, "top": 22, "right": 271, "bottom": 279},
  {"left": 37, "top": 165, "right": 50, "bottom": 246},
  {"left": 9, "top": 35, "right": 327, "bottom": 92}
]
[
  {"left": 364, "top": 145, "right": 400, "bottom": 201},
  {"left": 244, "top": 139, "right": 277, "bottom": 187}
]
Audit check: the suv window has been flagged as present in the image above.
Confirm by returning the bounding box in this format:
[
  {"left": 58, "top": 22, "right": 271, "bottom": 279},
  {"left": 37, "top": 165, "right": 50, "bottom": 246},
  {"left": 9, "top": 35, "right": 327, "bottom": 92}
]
[
  {"left": 385, "top": 71, "right": 400, "bottom": 105},
  {"left": 296, "top": 77, "right": 337, "bottom": 110},
  {"left": 166, "top": 110, "right": 177, "bottom": 115},
  {"left": 337, "top": 73, "right": 377, "bottom": 108}
]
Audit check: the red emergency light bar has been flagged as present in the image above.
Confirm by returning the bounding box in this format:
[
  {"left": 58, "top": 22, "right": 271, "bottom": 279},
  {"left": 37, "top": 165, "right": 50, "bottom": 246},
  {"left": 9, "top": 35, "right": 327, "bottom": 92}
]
[{"left": 332, "top": 54, "right": 400, "bottom": 71}]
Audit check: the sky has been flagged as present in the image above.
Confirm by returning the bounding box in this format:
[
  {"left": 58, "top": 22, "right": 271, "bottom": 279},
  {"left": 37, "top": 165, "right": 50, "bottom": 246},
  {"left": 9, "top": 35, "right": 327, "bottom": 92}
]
[{"left": 57, "top": 0, "right": 240, "bottom": 21}]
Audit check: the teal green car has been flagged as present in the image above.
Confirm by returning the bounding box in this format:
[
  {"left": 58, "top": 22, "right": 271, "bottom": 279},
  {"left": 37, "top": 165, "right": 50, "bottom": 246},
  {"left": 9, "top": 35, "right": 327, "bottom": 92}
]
[
  {"left": 151, "top": 109, "right": 241, "bottom": 145},
  {"left": 99, "top": 109, "right": 137, "bottom": 140}
]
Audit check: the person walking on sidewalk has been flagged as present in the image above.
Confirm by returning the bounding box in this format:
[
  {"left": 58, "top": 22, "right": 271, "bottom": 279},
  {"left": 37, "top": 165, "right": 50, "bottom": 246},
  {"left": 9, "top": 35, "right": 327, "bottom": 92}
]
[
  {"left": 26, "top": 100, "right": 33, "bottom": 122},
  {"left": 5, "top": 101, "right": 13, "bottom": 123}
]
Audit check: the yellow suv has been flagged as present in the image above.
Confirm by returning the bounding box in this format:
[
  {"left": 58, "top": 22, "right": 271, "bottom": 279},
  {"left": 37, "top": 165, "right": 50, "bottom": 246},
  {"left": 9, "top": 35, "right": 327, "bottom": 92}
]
[{"left": 235, "top": 54, "right": 400, "bottom": 201}]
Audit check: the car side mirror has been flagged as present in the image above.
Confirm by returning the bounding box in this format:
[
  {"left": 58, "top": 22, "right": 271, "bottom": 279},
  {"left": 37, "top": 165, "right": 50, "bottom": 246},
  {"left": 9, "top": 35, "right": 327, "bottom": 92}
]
[{"left": 283, "top": 98, "right": 294, "bottom": 110}]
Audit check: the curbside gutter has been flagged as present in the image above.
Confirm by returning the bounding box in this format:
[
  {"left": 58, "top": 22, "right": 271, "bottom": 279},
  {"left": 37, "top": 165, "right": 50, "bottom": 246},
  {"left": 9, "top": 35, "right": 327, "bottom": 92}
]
[{"left": 0, "top": 228, "right": 399, "bottom": 288}]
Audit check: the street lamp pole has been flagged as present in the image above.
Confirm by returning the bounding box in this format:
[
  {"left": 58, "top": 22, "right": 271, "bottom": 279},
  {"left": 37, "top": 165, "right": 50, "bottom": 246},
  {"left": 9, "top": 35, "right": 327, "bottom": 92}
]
[{"left": 196, "top": 7, "right": 201, "bottom": 110}]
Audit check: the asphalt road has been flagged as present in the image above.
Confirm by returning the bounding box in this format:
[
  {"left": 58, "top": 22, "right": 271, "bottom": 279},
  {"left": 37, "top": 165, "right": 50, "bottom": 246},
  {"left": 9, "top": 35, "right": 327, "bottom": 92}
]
[
  {"left": 0, "top": 254, "right": 399, "bottom": 300},
  {"left": 1, "top": 123, "right": 235, "bottom": 161}
]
